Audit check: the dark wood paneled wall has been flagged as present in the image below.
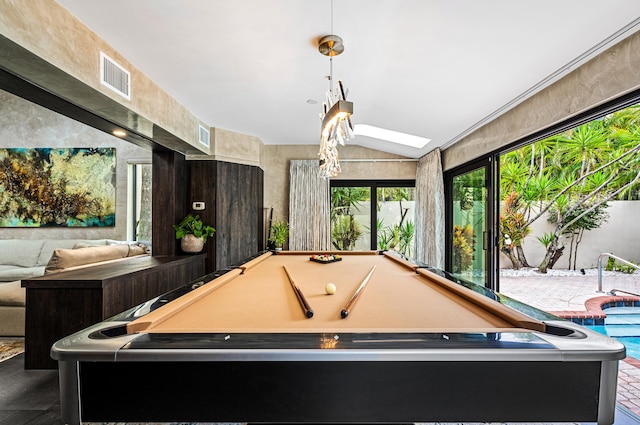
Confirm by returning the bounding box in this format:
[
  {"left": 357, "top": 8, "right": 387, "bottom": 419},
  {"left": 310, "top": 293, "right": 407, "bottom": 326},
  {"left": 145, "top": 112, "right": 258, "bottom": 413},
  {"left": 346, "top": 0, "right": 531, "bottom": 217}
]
[
  {"left": 152, "top": 150, "right": 188, "bottom": 256},
  {"left": 214, "top": 161, "right": 264, "bottom": 270},
  {"left": 189, "top": 160, "right": 264, "bottom": 272},
  {"left": 188, "top": 160, "right": 217, "bottom": 273}
]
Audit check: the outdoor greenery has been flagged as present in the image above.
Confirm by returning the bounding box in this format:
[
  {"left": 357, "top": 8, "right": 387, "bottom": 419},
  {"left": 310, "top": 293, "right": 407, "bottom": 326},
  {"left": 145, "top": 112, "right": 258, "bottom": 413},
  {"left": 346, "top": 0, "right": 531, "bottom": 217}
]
[
  {"left": 451, "top": 168, "right": 486, "bottom": 278},
  {"left": 500, "top": 104, "right": 640, "bottom": 273},
  {"left": 376, "top": 187, "right": 415, "bottom": 256},
  {"left": 330, "top": 186, "right": 415, "bottom": 255},
  {"left": 605, "top": 256, "right": 638, "bottom": 274},
  {"left": 330, "top": 187, "right": 368, "bottom": 250},
  {"left": 452, "top": 224, "right": 475, "bottom": 273}
]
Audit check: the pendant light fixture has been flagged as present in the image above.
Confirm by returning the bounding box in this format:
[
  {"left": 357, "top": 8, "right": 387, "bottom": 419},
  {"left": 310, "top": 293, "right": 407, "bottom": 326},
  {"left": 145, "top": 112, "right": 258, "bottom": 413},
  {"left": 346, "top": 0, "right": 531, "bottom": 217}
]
[{"left": 317, "top": 1, "right": 353, "bottom": 179}]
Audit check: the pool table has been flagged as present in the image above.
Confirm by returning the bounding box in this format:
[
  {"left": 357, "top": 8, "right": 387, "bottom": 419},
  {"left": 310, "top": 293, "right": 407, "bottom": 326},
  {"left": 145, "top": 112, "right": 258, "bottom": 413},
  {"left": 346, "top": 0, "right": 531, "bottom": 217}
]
[{"left": 52, "top": 250, "right": 625, "bottom": 425}]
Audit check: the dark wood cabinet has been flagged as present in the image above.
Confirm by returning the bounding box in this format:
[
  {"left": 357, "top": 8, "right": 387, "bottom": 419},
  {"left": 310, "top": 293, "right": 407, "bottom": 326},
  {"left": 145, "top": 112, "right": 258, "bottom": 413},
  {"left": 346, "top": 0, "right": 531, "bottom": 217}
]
[
  {"left": 151, "top": 151, "right": 264, "bottom": 274},
  {"left": 189, "top": 160, "right": 264, "bottom": 272},
  {"left": 21, "top": 254, "right": 205, "bottom": 369}
]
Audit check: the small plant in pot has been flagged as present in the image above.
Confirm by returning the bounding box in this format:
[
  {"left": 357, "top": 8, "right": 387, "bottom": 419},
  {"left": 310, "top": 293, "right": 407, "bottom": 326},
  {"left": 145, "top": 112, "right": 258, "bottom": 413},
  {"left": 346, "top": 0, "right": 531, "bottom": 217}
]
[
  {"left": 174, "top": 214, "right": 215, "bottom": 253},
  {"left": 269, "top": 219, "right": 289, "bottom": 251}
]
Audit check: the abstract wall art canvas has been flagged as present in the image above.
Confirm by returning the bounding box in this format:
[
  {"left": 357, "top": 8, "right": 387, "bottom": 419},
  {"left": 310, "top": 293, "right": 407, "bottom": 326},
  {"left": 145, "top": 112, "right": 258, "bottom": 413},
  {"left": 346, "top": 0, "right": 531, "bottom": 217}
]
[{"left": 0, "top": 148, "right": 116, "bottom": 227}]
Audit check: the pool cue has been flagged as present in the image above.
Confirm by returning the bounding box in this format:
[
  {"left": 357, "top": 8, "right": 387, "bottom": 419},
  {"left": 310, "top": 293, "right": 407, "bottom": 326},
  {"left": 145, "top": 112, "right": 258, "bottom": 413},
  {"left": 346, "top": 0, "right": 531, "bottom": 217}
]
[
  {"left": 341, "top": 265, "right": 377, "bottom": 319},
  {"left": 283, "top": 266, "right": 314, "bottom": 318}
]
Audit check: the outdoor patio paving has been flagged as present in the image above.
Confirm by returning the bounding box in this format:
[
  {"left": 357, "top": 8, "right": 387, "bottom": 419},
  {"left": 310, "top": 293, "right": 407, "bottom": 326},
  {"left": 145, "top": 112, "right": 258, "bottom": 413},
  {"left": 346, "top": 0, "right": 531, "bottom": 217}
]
[
  {"left": 499, "top": 268, "right": 640, "bottom": 421},
  {"left": 499, "top": 268, "right": 640, "bottom": 312}
]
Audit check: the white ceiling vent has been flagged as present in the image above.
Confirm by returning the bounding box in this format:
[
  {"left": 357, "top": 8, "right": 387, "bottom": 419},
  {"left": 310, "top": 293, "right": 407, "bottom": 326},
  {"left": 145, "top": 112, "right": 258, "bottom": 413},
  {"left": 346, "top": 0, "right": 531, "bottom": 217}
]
[
  {"left": 100, "top": 52, "right": 130, "bottom": 100},
  {"left": 199, "top": 125, "right": 210, "bottom": 148}
]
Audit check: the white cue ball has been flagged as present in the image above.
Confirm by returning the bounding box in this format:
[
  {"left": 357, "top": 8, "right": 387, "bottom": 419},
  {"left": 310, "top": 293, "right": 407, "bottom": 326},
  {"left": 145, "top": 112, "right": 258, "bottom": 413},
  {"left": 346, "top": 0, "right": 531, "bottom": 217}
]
[{"left": 325, "top": 283, "right": 336, "bottom": 295}]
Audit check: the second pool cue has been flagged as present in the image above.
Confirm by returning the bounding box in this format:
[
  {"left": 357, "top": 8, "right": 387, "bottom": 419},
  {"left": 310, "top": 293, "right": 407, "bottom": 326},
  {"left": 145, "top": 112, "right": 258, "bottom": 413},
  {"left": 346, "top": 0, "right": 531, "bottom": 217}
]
[{"left": 341, "top": 265, "right": 377, "bottom": 319}]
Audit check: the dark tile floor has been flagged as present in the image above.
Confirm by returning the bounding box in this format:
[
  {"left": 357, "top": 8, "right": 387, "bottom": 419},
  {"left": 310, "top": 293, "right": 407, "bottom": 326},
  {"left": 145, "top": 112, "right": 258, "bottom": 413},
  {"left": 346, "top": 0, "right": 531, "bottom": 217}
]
[{"left": 0, "top": 354, "right": 60, "bottom": 425}]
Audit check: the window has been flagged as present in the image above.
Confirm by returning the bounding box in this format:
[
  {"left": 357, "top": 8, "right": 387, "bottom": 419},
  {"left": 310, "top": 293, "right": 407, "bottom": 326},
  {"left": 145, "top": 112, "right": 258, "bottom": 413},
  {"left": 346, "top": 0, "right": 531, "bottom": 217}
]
[
  {"left": 127, "top": 162, "right": 152, "bottom": 243},
  {"left": 330, "top": 180, "right": 415, "bottom": 255}
]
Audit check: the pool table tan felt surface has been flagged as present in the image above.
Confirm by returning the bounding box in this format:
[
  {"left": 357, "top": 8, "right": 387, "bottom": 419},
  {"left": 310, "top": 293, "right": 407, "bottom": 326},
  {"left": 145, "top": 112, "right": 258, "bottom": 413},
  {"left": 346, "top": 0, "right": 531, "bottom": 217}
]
[{"left": 128, "top": 251, "right": 544, "bottom": 334}]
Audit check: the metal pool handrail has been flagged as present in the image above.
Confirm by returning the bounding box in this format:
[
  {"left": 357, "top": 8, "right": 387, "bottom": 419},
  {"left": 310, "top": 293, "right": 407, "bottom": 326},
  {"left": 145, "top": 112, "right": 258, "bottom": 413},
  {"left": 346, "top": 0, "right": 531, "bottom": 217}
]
[
  {"left": 608, "top": 288, "right": 640, "bottom": 297},
  {"left": 597, "top": 252, "right": 640, "bottom": 293}
]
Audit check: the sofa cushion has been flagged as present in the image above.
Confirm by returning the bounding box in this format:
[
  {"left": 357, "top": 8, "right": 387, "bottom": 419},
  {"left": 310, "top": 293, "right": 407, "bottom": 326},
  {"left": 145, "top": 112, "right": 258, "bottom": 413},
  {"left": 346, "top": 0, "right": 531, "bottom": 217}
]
[
  {"left": 0, "top": 266, "right": 45, "bottom": 282},
  {"left": 0, "top": 281, "right": 26, "bottom": 307},
  {"left": 36, "top": 239, "right": 109, "bottom": 266},
  {"left": 0, "top": 240, "right": 44, "bottom": 268},
  {"left": 45, "top": 244, "right": 130, "bottom": 273}
]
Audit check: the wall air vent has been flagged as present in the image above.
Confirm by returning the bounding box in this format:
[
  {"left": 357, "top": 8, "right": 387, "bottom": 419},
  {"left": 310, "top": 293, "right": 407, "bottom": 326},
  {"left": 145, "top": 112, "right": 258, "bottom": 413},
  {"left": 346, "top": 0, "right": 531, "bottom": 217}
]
[
  {"left": 199, "top": 125, "right": 210, "bottom": 148},
  {"left": 100, "top": 52, "right": 131, "bottom": 100}
]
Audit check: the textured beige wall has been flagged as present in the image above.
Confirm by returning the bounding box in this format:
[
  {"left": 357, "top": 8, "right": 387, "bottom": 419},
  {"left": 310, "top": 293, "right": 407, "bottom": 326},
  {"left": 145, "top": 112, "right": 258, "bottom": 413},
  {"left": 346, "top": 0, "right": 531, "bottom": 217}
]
[
  {"left": 188, "top": 128, "right": 263, "bottom": 167},
  {"left": 0, "top": 0, "right": 209, "bottom": 154},
  {"left": 443, "top": 30, "right": 640, "bottom": 171},
  {"left": 0, "top": 89, "right": 151, "bottom": 240},
  {"left": 263, "top": 144, "right": 416, "bottom": 222}
]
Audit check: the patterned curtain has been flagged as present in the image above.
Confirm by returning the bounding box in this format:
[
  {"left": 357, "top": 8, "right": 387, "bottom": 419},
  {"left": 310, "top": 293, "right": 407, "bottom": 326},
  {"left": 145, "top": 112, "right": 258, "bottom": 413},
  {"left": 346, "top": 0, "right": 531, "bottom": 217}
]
[
  {"left": 289, "top": 160, "right": 331, "bottom": 250},
  {"left": 414, "top": 148, "right": 445, "bottom": 268}
]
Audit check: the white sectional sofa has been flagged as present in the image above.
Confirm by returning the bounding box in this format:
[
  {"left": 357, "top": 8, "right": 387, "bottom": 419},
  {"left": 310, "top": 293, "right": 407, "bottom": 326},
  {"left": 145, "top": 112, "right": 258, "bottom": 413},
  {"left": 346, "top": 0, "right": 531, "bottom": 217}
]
[{"left": 0, "top": 239, "right": 149, "bottom": 336}]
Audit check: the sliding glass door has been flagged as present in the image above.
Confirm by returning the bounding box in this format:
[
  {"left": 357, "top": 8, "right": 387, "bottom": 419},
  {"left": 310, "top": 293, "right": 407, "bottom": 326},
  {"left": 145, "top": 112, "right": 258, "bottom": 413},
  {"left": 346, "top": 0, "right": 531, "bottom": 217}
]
[{"left": 445, "top": 159, "right": 495, "bottom": 288}]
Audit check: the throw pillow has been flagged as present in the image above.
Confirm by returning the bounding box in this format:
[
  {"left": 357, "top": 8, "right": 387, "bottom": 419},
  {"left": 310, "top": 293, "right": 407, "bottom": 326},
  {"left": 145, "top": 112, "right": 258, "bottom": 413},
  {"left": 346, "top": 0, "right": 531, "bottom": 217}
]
[{"left": 45, "top": 244, "right": 129, "bottom": 273}]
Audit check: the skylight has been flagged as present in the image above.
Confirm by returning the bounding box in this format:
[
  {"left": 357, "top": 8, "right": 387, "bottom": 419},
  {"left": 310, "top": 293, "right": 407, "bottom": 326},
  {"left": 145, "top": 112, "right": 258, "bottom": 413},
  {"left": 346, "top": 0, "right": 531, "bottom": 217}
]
[{"left": 353, "top": 124, "right": 430, "bottom": 149}]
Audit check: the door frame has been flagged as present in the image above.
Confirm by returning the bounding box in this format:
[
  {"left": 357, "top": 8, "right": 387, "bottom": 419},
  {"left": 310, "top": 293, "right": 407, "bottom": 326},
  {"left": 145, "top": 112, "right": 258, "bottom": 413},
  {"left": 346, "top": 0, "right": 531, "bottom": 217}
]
[
  {"left": 330, "top": 179, "right": 416, "bottom": 251},
  {"left": 444, "top": 157, "right": 498, "bottom": 290}
]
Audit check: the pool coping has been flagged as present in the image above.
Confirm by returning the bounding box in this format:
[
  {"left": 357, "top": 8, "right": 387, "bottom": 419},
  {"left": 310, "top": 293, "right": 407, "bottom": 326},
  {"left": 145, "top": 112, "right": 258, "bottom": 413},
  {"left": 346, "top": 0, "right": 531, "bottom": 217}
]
[{"left": 548, "top": 295, "right": 640, "bottom": 326}]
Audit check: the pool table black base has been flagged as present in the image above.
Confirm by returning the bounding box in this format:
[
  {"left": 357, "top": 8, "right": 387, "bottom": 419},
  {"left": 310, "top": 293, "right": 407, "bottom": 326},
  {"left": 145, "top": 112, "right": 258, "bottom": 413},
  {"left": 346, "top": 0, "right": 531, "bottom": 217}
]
[{"left": 73, "top": 359, "right": 607, "bottom": 423}]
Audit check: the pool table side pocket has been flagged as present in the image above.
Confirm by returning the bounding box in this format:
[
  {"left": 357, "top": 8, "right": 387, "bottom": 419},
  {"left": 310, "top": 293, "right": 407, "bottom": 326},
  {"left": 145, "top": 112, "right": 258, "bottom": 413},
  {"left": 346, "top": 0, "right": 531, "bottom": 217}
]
[
  {"left": 382, "top": 251, "right": 419, "bottom": 271},
  {"left": 238, "top": 251, "right": 273, "bottom": 272}
]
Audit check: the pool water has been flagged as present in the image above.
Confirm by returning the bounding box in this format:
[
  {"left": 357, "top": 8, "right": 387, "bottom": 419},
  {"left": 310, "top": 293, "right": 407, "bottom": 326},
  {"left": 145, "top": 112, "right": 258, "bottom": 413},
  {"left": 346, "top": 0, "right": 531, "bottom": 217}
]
[{"left": 587, "top": 306, "right": 640, "bottom": 359}]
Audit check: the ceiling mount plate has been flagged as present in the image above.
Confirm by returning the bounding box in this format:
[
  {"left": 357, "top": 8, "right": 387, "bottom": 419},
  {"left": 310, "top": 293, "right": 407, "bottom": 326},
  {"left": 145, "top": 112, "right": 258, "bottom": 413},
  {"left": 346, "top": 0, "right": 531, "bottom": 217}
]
[{"left": 318, "top": 35, "right": 344, "bottom": 56}]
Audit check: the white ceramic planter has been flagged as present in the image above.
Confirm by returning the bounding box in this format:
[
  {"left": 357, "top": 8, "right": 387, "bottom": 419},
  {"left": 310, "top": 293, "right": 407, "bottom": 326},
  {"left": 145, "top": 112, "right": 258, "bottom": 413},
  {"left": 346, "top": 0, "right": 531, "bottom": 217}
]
[{"left": 181, "top": 234, "right": 204, "bottom": 253}]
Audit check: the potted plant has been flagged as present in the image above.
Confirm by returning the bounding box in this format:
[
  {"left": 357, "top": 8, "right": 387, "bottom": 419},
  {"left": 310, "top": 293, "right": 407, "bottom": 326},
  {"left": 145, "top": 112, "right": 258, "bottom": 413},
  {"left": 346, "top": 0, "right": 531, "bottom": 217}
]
[
  {"left": 174, "top": 214, "right": 215, "bottom": 253},
  {"left": 269, "top": 219, "right": 289, "bottom": 251}
]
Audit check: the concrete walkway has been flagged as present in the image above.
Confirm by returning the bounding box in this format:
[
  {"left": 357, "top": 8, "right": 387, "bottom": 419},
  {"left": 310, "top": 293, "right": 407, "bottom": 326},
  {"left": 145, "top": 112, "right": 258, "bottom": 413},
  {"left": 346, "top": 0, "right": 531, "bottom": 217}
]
[{"left": 499, "top": 269, "right": 640, "bottom": 420}]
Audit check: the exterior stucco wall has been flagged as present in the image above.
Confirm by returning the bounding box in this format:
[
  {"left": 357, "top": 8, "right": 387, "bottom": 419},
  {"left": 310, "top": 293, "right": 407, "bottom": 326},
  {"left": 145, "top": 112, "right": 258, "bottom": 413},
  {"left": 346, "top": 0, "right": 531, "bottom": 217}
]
[{"left": 508, "top": 201, "right": 640, "bottom": 270}]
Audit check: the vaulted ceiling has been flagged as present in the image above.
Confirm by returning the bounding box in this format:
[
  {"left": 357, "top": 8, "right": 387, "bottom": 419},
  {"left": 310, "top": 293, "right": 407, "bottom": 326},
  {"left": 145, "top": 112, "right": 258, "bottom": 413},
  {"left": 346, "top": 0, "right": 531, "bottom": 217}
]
[{"left": 55, "top": 0, "right": 640, "bottom": 157}]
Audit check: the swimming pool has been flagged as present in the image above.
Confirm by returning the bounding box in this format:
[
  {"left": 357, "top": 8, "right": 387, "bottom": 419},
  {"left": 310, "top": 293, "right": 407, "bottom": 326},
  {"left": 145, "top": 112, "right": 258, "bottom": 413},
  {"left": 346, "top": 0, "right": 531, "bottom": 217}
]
[{"left": 587, "top": 306, "right": 640, "bottom": 359}]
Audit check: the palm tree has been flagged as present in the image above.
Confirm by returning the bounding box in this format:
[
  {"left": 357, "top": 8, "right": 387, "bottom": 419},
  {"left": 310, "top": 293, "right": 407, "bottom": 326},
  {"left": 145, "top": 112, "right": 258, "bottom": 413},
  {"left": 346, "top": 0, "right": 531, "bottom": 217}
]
[{"left": 499, "top": 105, "right": 640, "bottom": 272}]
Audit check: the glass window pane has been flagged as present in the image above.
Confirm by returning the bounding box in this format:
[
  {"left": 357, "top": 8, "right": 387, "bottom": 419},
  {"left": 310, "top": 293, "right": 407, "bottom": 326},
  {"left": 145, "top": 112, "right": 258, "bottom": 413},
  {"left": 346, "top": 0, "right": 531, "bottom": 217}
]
[
  {"left": 134, "top": 163, "right": 152, "bottom": 243},
  {"left": 330, "top": 187, "right": 371, "bottom": 250},
  {"left": 376, "top": 187, "right": 415, "bottom": 257},
  {"left": 451, "top": 168, "right": 487, "bottom": 285}
]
